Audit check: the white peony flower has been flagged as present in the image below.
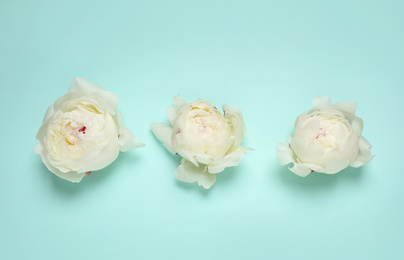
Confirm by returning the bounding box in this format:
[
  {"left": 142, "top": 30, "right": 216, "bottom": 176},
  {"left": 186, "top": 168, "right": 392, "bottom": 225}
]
[
  {"left": 151, "top": 96, "right": 252, "bottom": 189},
  {"left": 34, "top": 78, "right": 144, "bottom": 182},
  {"left": 277, "top": 96, "right": 374, "bottom": 176}
]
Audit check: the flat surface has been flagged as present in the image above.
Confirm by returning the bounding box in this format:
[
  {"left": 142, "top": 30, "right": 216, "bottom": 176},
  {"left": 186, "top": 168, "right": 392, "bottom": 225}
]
[{"left": 1, "top": 0, "right": 403, "bottom": 259}]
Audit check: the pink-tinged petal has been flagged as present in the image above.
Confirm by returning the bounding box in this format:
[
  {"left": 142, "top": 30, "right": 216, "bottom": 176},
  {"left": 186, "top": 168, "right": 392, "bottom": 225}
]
[
  {"left": 119, "top": 127, "right": 145, "bottom": 152},
  {"left": 276, "top": 142, "right": 294, "bottom": 165},
  {"left": 289, "top": 163, "right": 312, "bottom": 177},
  {"left": 334, "top": 100, "right": 358, "bottom": 115},
  {"left": 175, "top": 159, "right": 216, "bottom": 189},
  {"left": 313, "top": 96, "right": 332, "bottom": 108},
  {"left": 150, "top": 122, "right": 176, "bottom": 155},
  {"left": 350, "top": 136, "right": 375, "bottom": 168},
  {"left": 222, "top": 104, "right": 246, "bottom": 145},
  {"left": 166, "top": 95, "right": 188, "bottom": 125}
]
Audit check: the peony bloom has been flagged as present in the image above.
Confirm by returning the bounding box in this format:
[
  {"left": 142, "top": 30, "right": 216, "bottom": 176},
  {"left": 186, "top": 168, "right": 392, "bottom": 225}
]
[
  {"left": 151, "top": 96, "right": 252, "bottom": 189},
  {"left": 34, "top": 78, "right": 144, "bottom": 182},
  {"left": 277, "top": 96, "right": 374, "bottom": 176}
]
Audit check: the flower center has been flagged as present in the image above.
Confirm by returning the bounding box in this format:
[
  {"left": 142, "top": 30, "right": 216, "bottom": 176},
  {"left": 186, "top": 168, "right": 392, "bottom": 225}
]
[
  {"left": 174, "top": 102, "right": 232, "bottom": 157},
  {"left": 64, "top": 124, "right": 87, "bottom": 146}
]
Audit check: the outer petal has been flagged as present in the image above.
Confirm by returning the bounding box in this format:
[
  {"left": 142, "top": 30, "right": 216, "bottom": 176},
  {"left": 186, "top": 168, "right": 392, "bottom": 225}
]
[
  {"left": 150, "top": 122, "right": 177, "bottom": 155},
  {"left": 276, "top": 142, "right": 294, "bottom": 165},
  {"left": 43, "top": 104, "right": 56, "bottom": 122},
  {"left": 343, "top": 112, "right": 364, "bottom": 136},
  {"left": 303, "top": 159, "right": 350, "bottom": 174},
  {"left": 69, "top": 77, "right": 119, "bottom": 110},
  {"left": 334, "top": 101, "right": 358, "bottom": 115},
  {"left": 289, "top": 162, "right": 312, "bottom": 177},
  {"left": 205, "top": 146, "right": 252, "bottom": 174},
  {"left": 49, "top": 167, "right": 86, "bottom": 183},
  {"left": 350, "top": 136, "right": 375, "bottom": 167},
  {"left": 35, "top": 143, "right": 86, "bottom": 183},
  {"left": 166, "top": 95, "right": 188, "bottom": 125},
  {"left": 313, "top": 96, "right": 331, "bottom": 108},
  {"left": 223, "top": 104, "right": 246, "bottom": 145},
  {"left": 119, "top": 127, "right": 145, "bottom": 151},
  {"left": 55, "top": 136, "right": 120, "bottom": 174},
  {"left": 111, "top": 112, "right": 144, "bottom": 151},
  {"left": 69, "top": 77, "right": 103, "bottom": 93},
  {"left": 175, "top": 159, "right": 216, "bottom": 189}
]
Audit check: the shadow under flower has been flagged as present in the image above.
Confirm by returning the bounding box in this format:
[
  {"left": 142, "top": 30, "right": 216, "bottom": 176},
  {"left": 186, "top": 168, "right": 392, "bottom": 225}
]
[
  {"left": 275, "top": 162, "right": 364, "bottom": 196},
  {"left": 35, "top": 150, "right": 143, "bottom": 198}
]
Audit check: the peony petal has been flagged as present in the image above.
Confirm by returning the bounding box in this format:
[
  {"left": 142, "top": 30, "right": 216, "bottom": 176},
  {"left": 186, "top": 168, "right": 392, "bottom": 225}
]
[
  {"left": 36, "top": 143, "right": 86, "bottom": 182},
  {"left": 349, "top": 116, "right": 364, "bottom": 136},
  {"left": 150, "top": 122, "right": 177, "bottom": 154},
  {"left": 304, "top": 159, "right": 350, "bottom": 174},
  {"left": 334, "top": 100, "right": 358, "bottom": 115},
  {"left": 321, "top": 159, "right": 350, "bottom": 174},
  {"left": 341, "top": 111, "right": 364, "bottom": 136},
  {"left": 350, "top": 136, "right": 375, "bottom": 167},
  {"left": 69, "top": 78, "right": 119, "bottom": 110},
  {"left": 34, "top": 143, "right": 43, "bottom": 156},
  {"left": 64, "top": 136, "right": 120, "bottom": 174},
  {"left": 289, "top": 162, "right": 312, "bottom": 177},
  {"left": 119, "top": 127, "right": 145, "bottom": 152},
  {"left": 43, "top": 104, "right": 56, "bottom": 122},
  {"left": 204, "top": 147, "right": 251, "bottom": 174},
  {"left": 166, "top": 95, "right": 188, "bottom": 125},
  {"left": 69, "top": 77, "right": 103, "bottom": 93},
  {"left": 52, "top": 169, "right": 86, "bottom": 183},
  {"left": 276, "top": 142, "right": 294, "bottom": 165},
  {"left": 48, "top": 114, "right": 121, "bottom": 174},
  {"left": 175, "top": 159, "right": 216, "bottom": 189},
  {"left": 223, "top": 104, "right": 246, "bottom": 145},
  {"left": 313, "top": 96, "right": 331, "bottom": 108}
]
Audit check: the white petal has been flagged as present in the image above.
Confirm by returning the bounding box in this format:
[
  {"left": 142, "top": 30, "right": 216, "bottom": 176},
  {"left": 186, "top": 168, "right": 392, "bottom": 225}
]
[
  {"left": 334, "top": 100, "right": 358, "bottom": 115},
  {"left": 62, "top": 136, "right": 120, "bottom": 174},
  {"left": 34, "top": 142, "right": 43, "bottom": 156},
  {"left": 304, "top": 159, "right": 350, "bottom": 174},
  {"left": 48, "top": 113, "right": 121, "bottom": 174},
  {"left": 166, "top": 95, "right": 188, "bottom": 125},
  {"left": 69, "top": 77, "right": 103, "bottom": 93},
  {"left": 350, "top": 136, "right": 375, "bottom": 167},
  {"left": 204, "top": 146, "right": 251, "bottom": 174},
  {"left": 119, "top": 127, "right": 145, "bottom": 152},
  {"left": 68, "top": 78, "right": 119, "bottom": 110},
  {"left": 313, "top": 96, "right": 331, "bottom": 108},
  {"left": 276, "top": 142, "right": 294, "bottom": 165},
  {"left": 175, "top": 159, "right": 216, "bottom": 189},
  {"left": 150, "top": 122, "right": 176, "bottom": 155},
  {"left": 43, "top": 104, "right": 56, "bottom": 122},
  {"left": 289, "top": 162, "right": 312, "bottom": 177},
  {"left": 176, "top": 147, "right": 199, "bottom": 167},
  {"left": 37, "top": 146, "right": 86, "bottom": 183},
  {"left": 52, "top": 169, "right": 86, "bottom": 183},
  {"left": 321, "top": 159, "right": 350, "bottom": 174},
  {"left": 223, "top": 104, "right": 246, "bottom": 145},
  {"left": 342, "top": 112, "right": 364, "bottom": 136}
]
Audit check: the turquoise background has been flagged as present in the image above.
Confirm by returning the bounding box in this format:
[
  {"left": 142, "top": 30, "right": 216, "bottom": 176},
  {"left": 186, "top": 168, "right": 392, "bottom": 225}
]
[{"left": 1, "top": 0, "right": 403, "bottom": 259}]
